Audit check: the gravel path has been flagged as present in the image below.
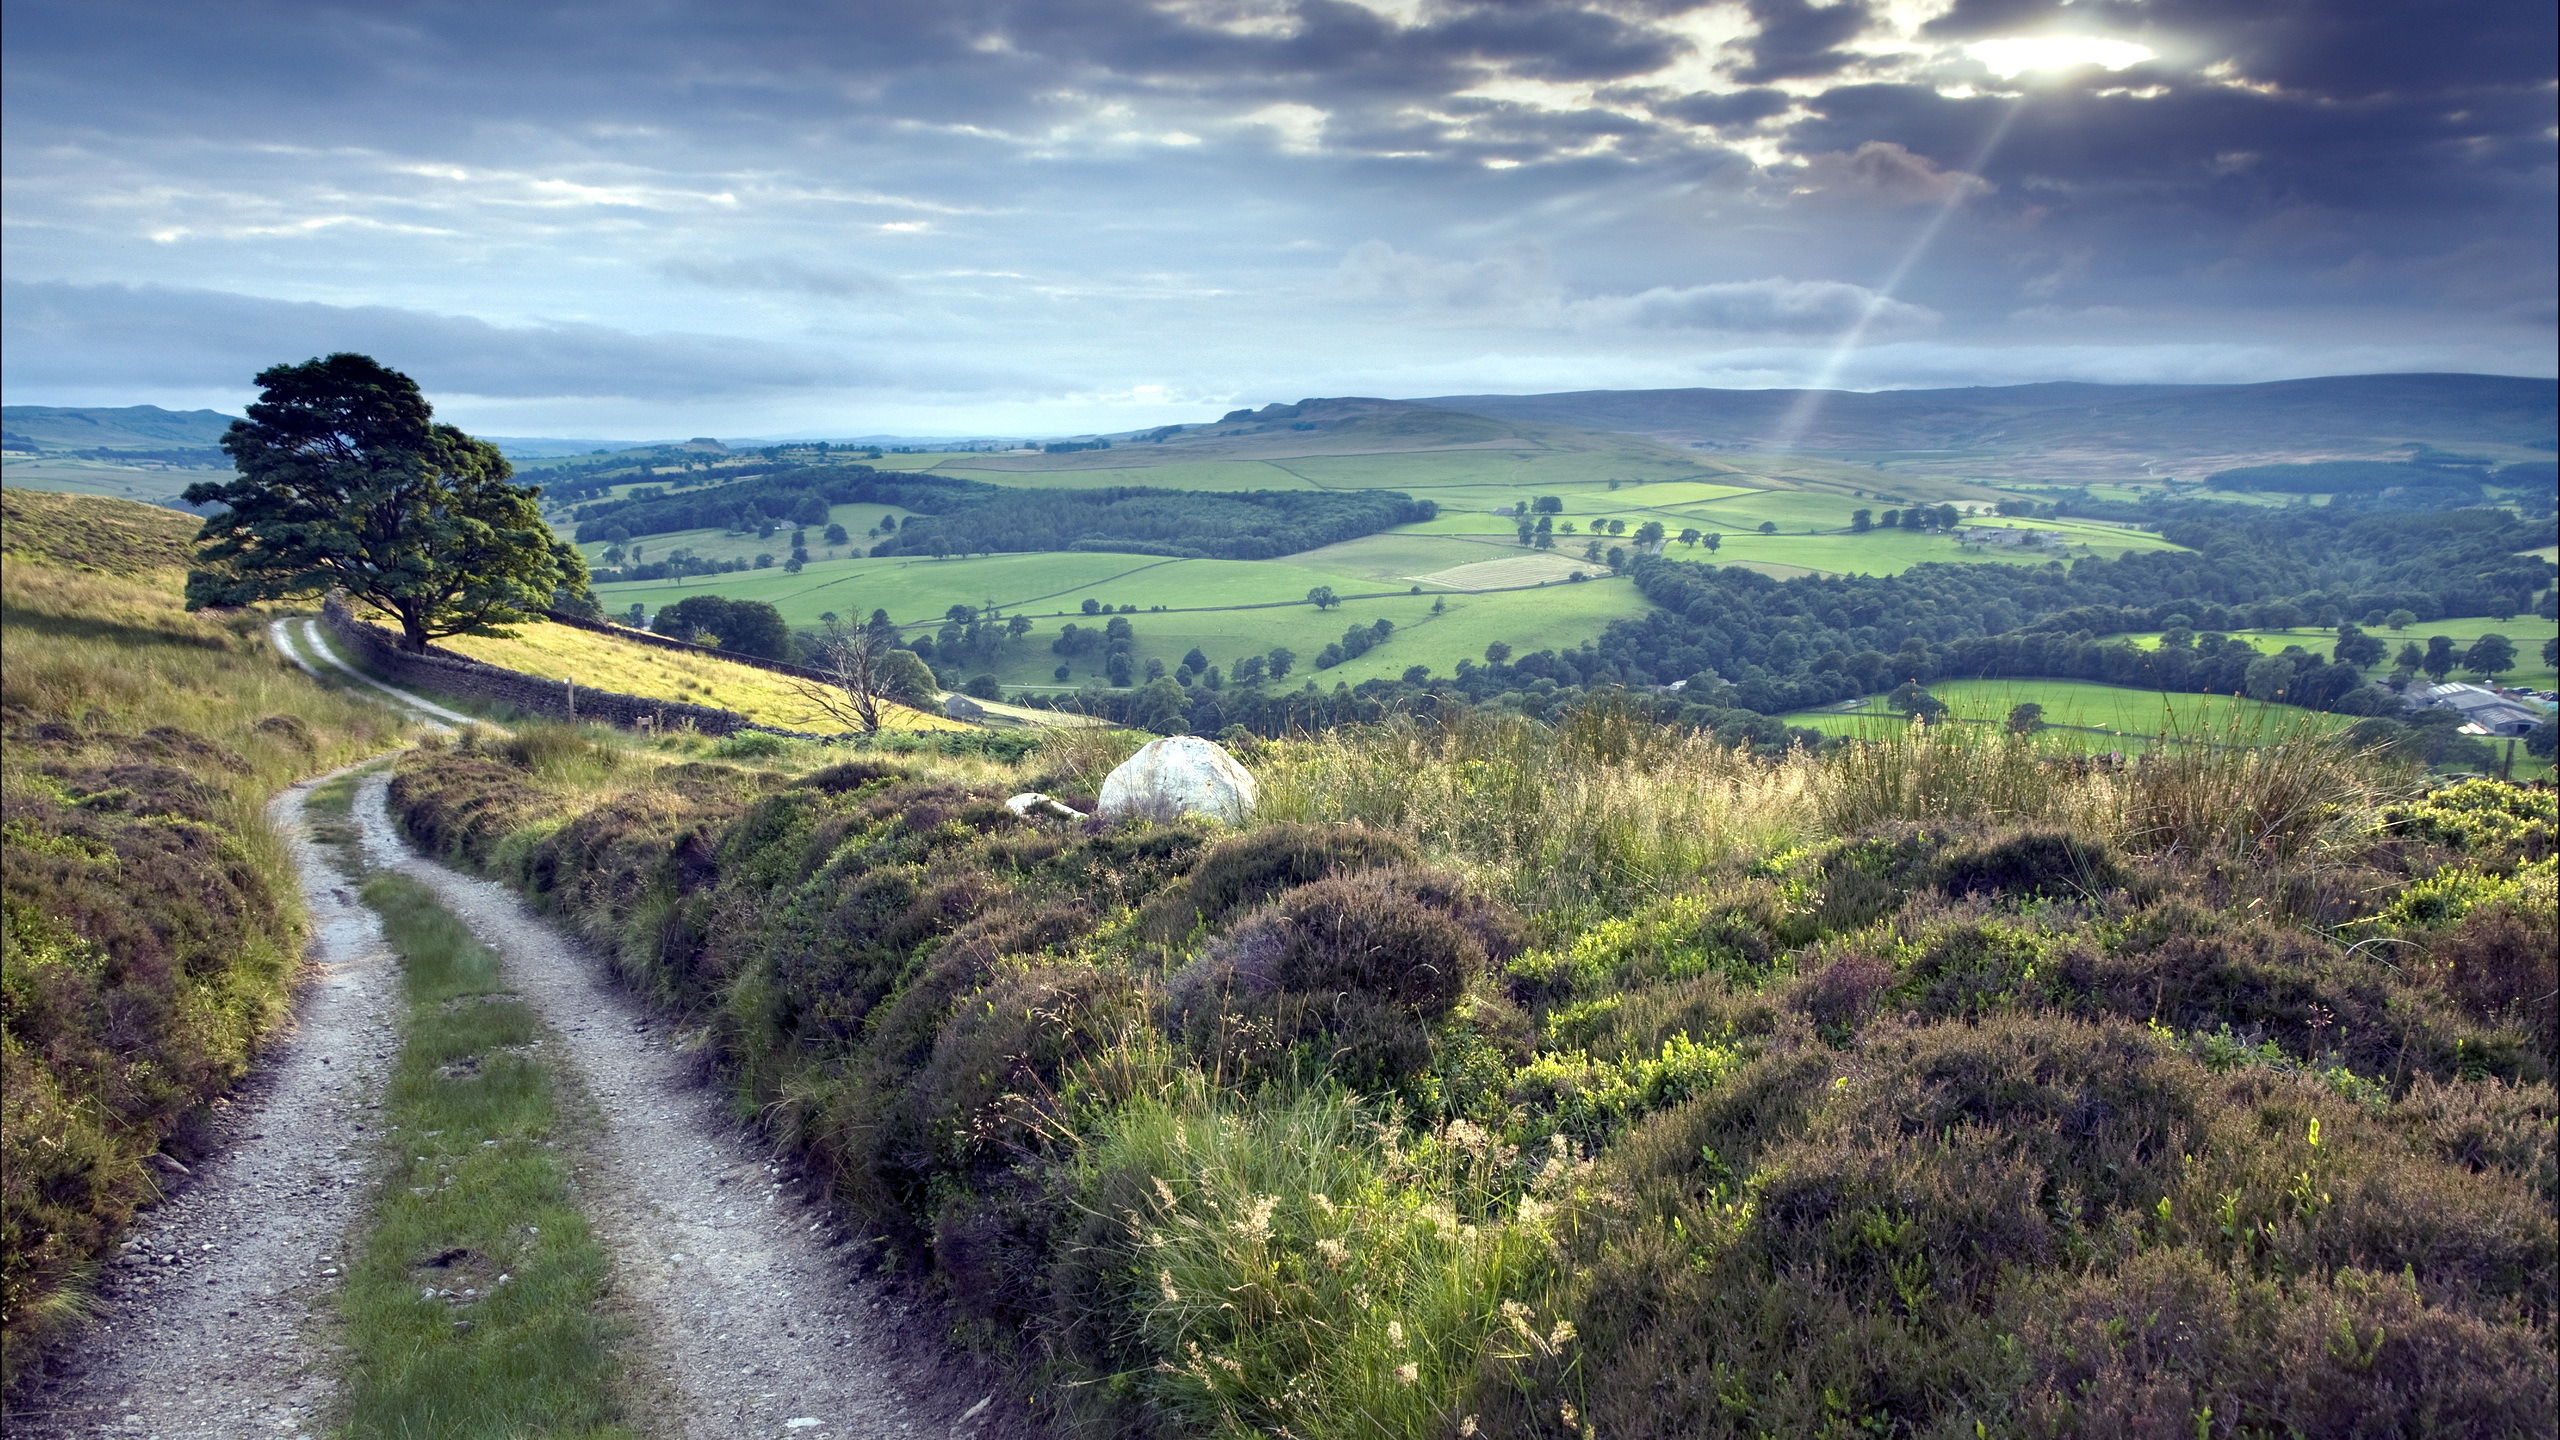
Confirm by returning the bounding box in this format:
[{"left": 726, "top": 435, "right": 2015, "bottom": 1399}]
[
  {"left": 350, "top": 773, "right": 1014, "bottom": 1440},
  {"left": 6, "top": 772, "right": 401, "bottom": 1440}
]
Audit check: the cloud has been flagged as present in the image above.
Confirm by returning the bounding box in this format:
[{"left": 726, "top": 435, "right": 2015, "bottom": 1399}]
[
  {"left": 1729, "top": 0, "right": 1875, "bottom": 84},
  {"left": 0, "top": 0, "right": 2549, "bottom": 434},
  {"left": 1794, "top": 140, "right": 1995, "bottom": 205},
  {"left": 1323, "top": 245, "right": 1936, "bottom": 335},
  {"left": 1570, "top": 278, "right": 1940, "bottom": 334},
  {"left": 1323, "top": 239, "right": 1556, "bottom": 310},
  {"left": 657, "top": 255, "right": 903, "bottom": 300},
  {"left": 0, "top": 280, "right": 961, "bottom": 399}
]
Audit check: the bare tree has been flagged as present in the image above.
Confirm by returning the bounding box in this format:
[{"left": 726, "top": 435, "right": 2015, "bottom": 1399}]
[{"left": 789, "top": 622, "right": 891, "bottom": 735}]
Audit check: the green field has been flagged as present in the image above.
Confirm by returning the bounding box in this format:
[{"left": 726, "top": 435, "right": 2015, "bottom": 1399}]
[
  {"left": 2116, "top": 617, "right": 2560, "bottom": 689},
  {"left": 1782, "top": 679, "right": 2360, "bottom": 747},
  {"left": 571, "top": 501, "right": 915, "bottom": 568},
  {"left": 930, "top": 459, "right": 1329, "bottom": 492},
  {"left": 591, "top": 544, "right": 1651, "bottom": 691},
  {"left": 0, "top": 454, "right": 204, "bottom": 504}
]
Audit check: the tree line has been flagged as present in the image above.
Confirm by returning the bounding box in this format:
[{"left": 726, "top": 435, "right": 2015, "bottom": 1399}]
[
  {"left": 869, "top": 487, "right": 1436, "bottom": 561},
  {"left": 570, "top": 467, "right": 996, "bottom": 542}
]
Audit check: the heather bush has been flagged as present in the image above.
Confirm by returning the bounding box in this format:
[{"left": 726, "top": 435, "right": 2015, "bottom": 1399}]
[{"left": 1134, "top": 820, "right": 1416, "bottom": 943}]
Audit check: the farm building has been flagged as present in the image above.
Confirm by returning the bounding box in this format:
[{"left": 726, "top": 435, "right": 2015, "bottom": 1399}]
[{"left": 2402, "top": 680, "right": 2548, "bottom": 737}]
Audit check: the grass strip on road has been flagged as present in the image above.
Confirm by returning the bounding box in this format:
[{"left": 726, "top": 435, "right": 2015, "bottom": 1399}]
[{"left": 321, "top": 774, "right": 633, "bottom": 1440}]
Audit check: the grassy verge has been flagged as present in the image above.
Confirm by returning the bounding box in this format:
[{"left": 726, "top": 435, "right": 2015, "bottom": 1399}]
[{"left": 312, "top": 782, "right": 630, "bottom": 1439}]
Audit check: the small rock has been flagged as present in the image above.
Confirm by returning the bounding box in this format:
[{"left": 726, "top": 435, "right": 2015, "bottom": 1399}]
[{"left": 1003, "top": 792, "right": 1083, "bottom": 820}]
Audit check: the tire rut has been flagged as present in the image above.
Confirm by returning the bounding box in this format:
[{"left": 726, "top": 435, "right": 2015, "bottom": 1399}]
[
  {"left": 350, "top": 773, "right": 1010, "bottom": 1440},
  {"left": 6, "top": 771, "right": 402, "bottom": 1440}
]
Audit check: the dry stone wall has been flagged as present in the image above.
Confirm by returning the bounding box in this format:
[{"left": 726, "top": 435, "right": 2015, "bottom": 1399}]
[{"left": 321, "top": 595, "right": 753, "bottom": 736}]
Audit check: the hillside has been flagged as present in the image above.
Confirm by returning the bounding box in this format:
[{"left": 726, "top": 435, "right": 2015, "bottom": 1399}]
[
  {"left": 0, "top": 405, "right": 236, "bottom": 451},
  {"left": 385, "top": 697, "right": 2560, "bottom": 1439},
  {"left": 1423, "top": 373, "right": 2560, "bottom": 479},
  {"left": 1, "top": 491, "right": 408, "bottom": 1380}
]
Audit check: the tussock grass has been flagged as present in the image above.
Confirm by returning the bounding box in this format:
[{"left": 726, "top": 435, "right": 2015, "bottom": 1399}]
[
  {"left": 1085, "top": 1083, "right": 1581, "bottom": 1440},
  {"left": 337, "top": 872, "right": 631, "bottom": 1440},
  {"left": 1260, "top": 703, "right": 2406, "bottom": 929}
]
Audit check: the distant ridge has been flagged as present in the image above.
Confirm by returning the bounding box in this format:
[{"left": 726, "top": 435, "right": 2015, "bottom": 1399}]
[
  {"left": 2, "top": 403, "right": 236, "bottom": 450},
  {"left": 0, "top": 404, "right": 642, "bottom": 462},
  {"left": 1414, "top": 373, "right": 2559, "bottom": 478}
]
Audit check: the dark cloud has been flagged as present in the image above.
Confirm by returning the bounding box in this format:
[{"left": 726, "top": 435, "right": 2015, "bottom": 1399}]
[
  {"left": 0, "top": 280, "right": 951, "bottom": 399},
  {"left": 0, "top": 0, "right": 2548, "bottom": 426},
  {"left": 1633, "top": 86, "right": 1794, "bottom": 129},
  {"left": 1730, "top": 0, "right": 1874, "bottom": 83}
]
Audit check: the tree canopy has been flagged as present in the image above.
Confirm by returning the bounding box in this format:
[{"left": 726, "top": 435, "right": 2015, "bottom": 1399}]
[
  {"left": 651, "top": 594, "right": 791, "bottom": 661},
  {"left": 184, "top": 353, "right": 581, "bottom": 651}
]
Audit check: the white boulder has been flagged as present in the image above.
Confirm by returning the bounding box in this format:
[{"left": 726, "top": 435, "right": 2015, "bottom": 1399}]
[{"left": 1098, "top": 736, "right": 1259, "bottom": 824}]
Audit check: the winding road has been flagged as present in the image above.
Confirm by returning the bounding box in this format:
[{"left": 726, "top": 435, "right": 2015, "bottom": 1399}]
[{"left": 11, "top": 753, "right": 1020, "bottom": 1438}]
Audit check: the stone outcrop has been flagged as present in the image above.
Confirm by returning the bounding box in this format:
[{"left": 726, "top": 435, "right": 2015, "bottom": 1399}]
[{"left": 1097, "top": 736, "right": 1258, "bottom": 824}]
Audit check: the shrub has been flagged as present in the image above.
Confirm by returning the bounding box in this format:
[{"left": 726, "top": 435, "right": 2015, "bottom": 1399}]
[
  {"left": 2052, "top": 901, "right": 2537, "bottom": 1087},
  {"left": 796, "top": 757, "right": 909, "bottom": 793},
  {"left": 1932, "top": 828, "right": 2128, "bottom": 901},
  {"left": 1751, "top": 1015, "right": 2209, "bottom": 1305},
  {"left": 2417, "top": 865, "right": 2559, "bottom": 1067},
  {"left": 2009, "top": 1250, "right": 2557, "bottom": 1439},
  {"left": 1174, "top": 869, "right": 1518, "bottom": 1088},
  {"left": 2383, "top": 778, "right": 2556, "bottom": 869},
  {"left": 1505, "top": 883, "right": 1786, "bottom": 1008},
  {"left": 1137, "top": 822, "right": 1416, "bottom": 942}
]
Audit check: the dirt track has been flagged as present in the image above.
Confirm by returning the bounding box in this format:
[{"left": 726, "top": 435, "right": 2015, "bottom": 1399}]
[
  {"left": 348, "top": 773, "right": 1013, "bottom": 1440},
  {"left": 11, "top": 768, "right": 1024, "bottom": 1440},
  {"left": 5, "top": 771, "right": 401, "bottom": 1440}
]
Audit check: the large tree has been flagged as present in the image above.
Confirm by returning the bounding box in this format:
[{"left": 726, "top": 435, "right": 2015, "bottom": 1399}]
[{"left": 184, "top": 353, "right": 584, "bottom": 651}]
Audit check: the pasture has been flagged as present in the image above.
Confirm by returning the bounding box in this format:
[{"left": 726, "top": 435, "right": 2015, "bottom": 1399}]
[
  {"left": 593, "top": 542, "right": 1653, "bottom": 694},
  {"left": 1782, "top": 678, "right": 2360, "bottom": 747},
  {"left": 595, "top": 549, "right": 1386, "bottom": 630},
  {"left": 2116, "top": 617, "right": 2560, "bottom": 689},
  {"left": 572, "top": 501, "right": 916, "bottom": 568}
]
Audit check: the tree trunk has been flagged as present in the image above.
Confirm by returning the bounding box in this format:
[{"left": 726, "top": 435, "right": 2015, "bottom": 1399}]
[{"left": 398, "top": 607, "right": 432, "bottom": 652}]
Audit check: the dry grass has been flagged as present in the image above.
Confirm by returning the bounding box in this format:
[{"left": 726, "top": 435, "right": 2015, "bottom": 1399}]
[
  {"left": 0, "top": 488, "right": 197, "bottom": 576},
  {"left": 1256, "top": 704, "right": 2407, "bottom": 928},
  {"left": 433, "top": 620, "right": 968, "bottom": 734}
]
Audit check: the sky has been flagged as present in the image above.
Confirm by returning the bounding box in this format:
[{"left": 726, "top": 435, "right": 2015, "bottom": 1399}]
[{"left": 4, "top": 0, "right": 2553, "bottom": 439}]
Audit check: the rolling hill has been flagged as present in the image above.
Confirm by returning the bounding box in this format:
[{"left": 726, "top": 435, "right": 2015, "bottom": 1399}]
[
  {"left": 1, "top": 404, "right": 237, "bottom": 451},
  {"left": 1420, "top": 372, "right": 2559, "bottom": 479}
]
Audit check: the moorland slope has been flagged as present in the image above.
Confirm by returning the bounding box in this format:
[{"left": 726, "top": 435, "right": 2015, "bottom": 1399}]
[
  {"left": 385, "top": 700, "right": 2558, "bottom": 1440},
  {"left": 0, "top": 490, "right": 407, "bottom": 1378}
]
